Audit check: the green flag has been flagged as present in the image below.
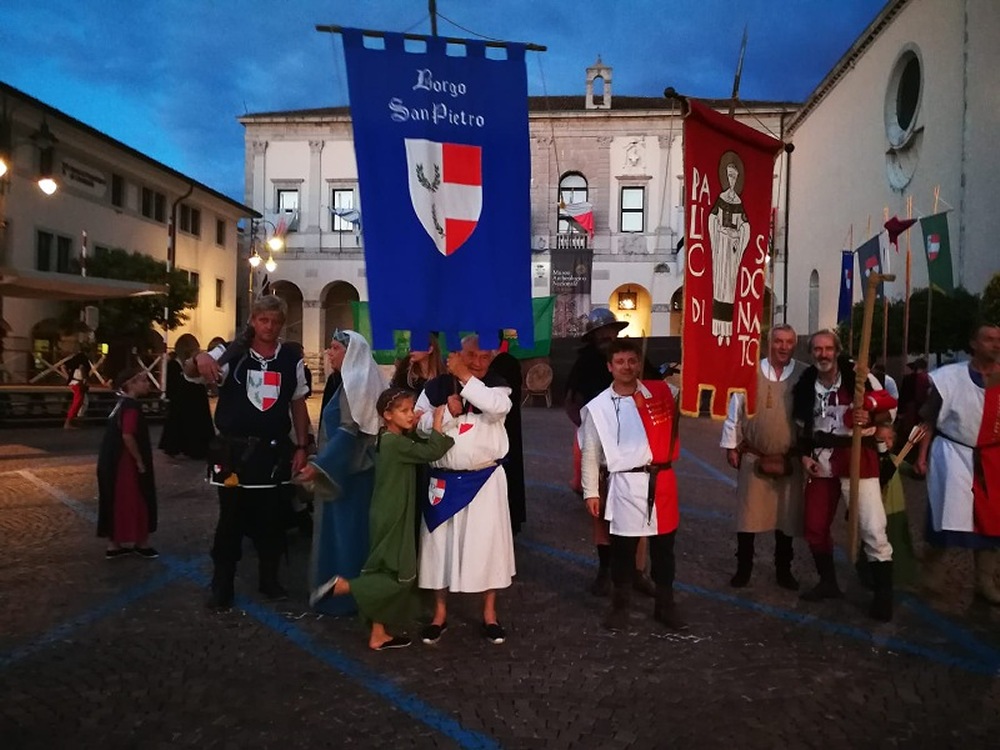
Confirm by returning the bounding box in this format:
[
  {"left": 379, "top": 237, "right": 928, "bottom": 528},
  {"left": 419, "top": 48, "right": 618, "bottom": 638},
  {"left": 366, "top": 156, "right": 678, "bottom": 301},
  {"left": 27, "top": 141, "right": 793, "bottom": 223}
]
[
  {"left": 919, "top": 212, "right": 954, "bottom": 294},
  {"left": 508, "top": 296, "right": 555, "bottom": 360},
  {"left": 350, "top": 301, "right": 409, "bottom": 365}
]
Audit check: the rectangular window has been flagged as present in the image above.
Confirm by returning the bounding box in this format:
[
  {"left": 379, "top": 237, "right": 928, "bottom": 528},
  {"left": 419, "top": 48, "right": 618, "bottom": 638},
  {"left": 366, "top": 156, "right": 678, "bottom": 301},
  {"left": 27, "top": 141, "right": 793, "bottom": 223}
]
[
  {"left": 215, "top": 278, "right": 224, "bottom": 308},
  {"left": 330, "top": 188, "right": 356, "bottom": 231},
  {"left": 141, "top": 187, "right": 166, "bottom": 222},
  {"left": 277, "top": 188, "right": 299, "bottom": 214},
  {"left": 111, "top": 174, "right": 124, "bottom": 207},
  {"left": 178, "top": 204, "right": 201, "bottom": 236},
  {"left": 216, "top": 218, "right": 226, "bottom": 246},
  {"left": 36, "top": 231, "right": 53, "bottom": 271},
  {"left": 56, "top": 235, "right": 72, "bottom": 273},
  {"left": 187, "top": 270, "right": 200, "bottom": 308},
  {"left": 94, "top": 245, "right": 109, "bottom": 260},
  {"left": 620, "top": 186, "right": 645, "bottom": 233}
]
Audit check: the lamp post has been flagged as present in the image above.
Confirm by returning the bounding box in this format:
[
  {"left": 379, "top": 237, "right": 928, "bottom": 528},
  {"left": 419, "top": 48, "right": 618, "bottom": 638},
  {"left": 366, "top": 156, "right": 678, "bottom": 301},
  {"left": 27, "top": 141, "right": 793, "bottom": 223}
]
[{"left": 247, "top": 218, "right": 284, "bottom": 311}]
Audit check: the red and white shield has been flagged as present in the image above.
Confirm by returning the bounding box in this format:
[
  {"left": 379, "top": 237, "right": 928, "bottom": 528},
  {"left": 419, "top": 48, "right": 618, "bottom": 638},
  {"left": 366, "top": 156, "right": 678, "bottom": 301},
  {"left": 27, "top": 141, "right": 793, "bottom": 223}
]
[
  {"left": 247, "top": 369, "right": 281, "bottom": 412},
  {"left": 405, "top": 138, "right": 482, "bottom": 256},
  {"left": 428, "top": 477, "right": 446, "bottom": 506},
  {"left": 927, "top": 233, "right": 940, "bottom": 261}
]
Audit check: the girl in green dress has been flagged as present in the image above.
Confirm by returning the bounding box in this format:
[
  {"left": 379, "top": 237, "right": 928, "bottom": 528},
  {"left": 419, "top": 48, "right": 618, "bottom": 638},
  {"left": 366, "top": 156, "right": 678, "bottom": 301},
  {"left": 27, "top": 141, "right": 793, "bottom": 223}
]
[{"left": 311, "top": 387, "right": 453, "bottom": 650}]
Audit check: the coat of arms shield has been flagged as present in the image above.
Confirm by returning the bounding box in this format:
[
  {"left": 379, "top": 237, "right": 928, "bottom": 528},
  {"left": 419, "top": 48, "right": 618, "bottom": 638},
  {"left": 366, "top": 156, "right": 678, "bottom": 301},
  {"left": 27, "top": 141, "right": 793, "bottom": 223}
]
[{"left": 405, "top": 138, "right": 482, "bottom": 256}]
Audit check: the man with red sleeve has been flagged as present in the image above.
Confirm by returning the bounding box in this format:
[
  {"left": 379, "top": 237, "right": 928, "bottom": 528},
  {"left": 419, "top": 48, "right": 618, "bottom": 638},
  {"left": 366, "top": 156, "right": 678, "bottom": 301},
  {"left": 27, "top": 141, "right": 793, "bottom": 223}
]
[
  {"left": 792, "top": 330, "right": 898, "bottom": 621},
  {"left": 581, "top": 339, "right": 684, "bottom": 631}
]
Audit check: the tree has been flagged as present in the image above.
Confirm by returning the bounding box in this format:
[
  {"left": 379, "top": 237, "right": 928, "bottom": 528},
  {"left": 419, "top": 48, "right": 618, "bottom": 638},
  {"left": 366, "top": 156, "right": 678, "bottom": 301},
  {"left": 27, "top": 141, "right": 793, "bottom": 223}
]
[
  {"left": 837, "top": 286, "right": 980, "bottom": 359},
  {"left": 980, "top": 273, "right": 1000, "bottom": 326},
  {"left": 60, "top": 248, "right": 197, "bottom": 346}
]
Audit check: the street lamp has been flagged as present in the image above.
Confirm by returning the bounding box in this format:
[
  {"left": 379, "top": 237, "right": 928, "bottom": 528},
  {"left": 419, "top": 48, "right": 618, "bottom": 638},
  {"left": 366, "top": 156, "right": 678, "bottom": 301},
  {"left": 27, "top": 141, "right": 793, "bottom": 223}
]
[
  {"left": 32, "top": 121, "right": 58, "bottom": 195},
  {"left": 247, "top": 219, "right": 284, "bottom": 311}
]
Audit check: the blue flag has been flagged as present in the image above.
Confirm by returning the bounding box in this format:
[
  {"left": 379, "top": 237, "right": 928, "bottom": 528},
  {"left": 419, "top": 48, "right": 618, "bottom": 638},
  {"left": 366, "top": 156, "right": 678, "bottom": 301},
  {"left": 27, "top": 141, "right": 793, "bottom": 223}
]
[
  {"left": 340, "top": 29, "right": 533, "bottom": 349},
  {"left": 836, "top": 250, "right": 854, "bottom": 324},
  {"left": 855, "top": 234, "right": 884, "bottom": 300}
]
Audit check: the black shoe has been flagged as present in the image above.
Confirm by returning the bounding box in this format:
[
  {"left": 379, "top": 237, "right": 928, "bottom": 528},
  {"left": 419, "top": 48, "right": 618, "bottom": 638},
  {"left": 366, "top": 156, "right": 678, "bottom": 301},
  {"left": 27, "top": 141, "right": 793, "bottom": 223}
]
[
  {"left": 133, "top": 547, "right": 159, "bottom": 559},
  {"left": 589, "top": 568, "right": 612, "bottom": 597},
  {"left": 420, "top": 622, "right": 448, "bottom": 645},
  {"left": 206, "top": 587, "right": 234, "bottom": 610},
  {"left": 259, "top": 581, "right": 289, "bottom": 602},
  {"left": 105, "top": 548, "right": 131, "bottom": 560},
  {"left": 482, "top": 622, "right": 506, "bottom": 645},
  {"left": 730, "top": 564, "right": 753, "bottom": 588},
  {"left": 775, "top": 568, "right": 799, "bottom": 591},
  {"left": 799, "top": 581, "right": 843, "bottom": 602}
]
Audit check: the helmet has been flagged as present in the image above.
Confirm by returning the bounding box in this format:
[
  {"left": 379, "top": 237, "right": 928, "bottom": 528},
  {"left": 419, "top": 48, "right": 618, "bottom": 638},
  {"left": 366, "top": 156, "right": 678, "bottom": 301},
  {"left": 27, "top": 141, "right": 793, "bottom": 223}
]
[{"left": 582, "top": 308, "right": 628, "bottom": 340}]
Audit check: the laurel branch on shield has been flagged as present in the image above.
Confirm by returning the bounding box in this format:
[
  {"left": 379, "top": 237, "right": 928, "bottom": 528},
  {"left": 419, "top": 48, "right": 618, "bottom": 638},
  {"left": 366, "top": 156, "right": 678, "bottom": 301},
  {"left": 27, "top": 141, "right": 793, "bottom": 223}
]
[{"left": 415, "top": 163, "right": 445, "bottom": 238}]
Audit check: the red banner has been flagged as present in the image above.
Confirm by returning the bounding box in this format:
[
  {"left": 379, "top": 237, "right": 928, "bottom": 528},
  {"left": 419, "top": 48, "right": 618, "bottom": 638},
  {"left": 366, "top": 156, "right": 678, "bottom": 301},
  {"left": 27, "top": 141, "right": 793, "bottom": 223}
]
[{"left": 681, "top": 100, "right": 783, "bottom": 418}]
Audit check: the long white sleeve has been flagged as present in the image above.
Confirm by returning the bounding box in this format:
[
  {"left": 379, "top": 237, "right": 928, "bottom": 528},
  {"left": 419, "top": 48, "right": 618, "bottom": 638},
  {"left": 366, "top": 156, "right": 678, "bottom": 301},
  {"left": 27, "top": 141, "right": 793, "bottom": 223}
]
[
  {"left": 719, "top": 392, "right": 746, "bottom": 449},
  {"left": 580, "top": 411, "right": 605, "bottom": 499}
]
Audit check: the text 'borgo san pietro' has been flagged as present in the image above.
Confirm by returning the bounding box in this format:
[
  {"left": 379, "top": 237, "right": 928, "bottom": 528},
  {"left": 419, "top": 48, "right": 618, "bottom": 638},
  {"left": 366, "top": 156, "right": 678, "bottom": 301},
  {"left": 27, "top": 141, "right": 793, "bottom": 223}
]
[{"left": 388, "top": 69, "right": 487, "bottom": 128}]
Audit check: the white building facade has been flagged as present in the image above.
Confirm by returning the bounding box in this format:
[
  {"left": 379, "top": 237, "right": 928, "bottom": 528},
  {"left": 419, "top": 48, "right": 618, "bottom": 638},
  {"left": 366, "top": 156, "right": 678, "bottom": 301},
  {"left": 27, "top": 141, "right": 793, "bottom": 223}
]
[
  {"left": 784, "top": 0, "right": 1000, "bottom": 336},
  {"left": 1, "top": 82, "right": 255, "bottom": 381},
  {"left": 239, "top": 58, "right": 794, "bottom": 356}
]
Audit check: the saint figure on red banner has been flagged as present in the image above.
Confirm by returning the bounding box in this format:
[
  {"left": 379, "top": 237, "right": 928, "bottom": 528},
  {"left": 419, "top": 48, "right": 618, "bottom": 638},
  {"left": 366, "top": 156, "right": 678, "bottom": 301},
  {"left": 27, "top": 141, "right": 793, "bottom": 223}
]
[{"left": 708, "top": 151, "right": 750, "bottom": 345}]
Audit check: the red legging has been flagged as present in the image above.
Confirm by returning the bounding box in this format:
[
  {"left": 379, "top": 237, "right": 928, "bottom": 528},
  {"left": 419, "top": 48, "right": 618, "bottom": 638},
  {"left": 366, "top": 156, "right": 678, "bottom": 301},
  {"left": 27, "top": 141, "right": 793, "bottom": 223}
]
[{"left": 67, "top": 384, "right": 86, "bottom": 420}]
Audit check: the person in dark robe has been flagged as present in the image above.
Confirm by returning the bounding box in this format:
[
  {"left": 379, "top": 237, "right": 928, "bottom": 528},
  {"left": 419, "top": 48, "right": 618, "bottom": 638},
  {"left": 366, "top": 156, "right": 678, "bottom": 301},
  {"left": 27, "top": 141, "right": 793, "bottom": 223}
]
[
  {"left": 488, "top": 330, "right": 526, "bottom": 535},
  {"left": 159, "top": 334, "right": 215, "bottom": 459},
  {"left": 97, "top": 366, "right": 159, "bottom": 559}
]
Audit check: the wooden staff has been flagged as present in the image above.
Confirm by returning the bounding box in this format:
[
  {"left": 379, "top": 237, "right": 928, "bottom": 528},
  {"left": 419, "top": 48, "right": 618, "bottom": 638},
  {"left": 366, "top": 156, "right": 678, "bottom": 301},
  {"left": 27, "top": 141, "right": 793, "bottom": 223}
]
[
  {"left": 902, "top": 195, "right": 913, "bottom": 362},
  {"left": 849, "top": 270, "right": 895, "bottom": 560}
]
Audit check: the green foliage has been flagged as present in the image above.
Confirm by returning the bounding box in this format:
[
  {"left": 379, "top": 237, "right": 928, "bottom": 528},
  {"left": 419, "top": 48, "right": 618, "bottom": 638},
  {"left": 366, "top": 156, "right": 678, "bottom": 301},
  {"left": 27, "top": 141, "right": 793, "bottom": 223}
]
[
  {"left": 836, "top": 286, "right": 980, "bottom": 358},
  {"left": 980, "top": 273, "right": 1000, "bottom": 327},
  {"left": 60, "top": 248, "right": 197, "bottom": 344}
]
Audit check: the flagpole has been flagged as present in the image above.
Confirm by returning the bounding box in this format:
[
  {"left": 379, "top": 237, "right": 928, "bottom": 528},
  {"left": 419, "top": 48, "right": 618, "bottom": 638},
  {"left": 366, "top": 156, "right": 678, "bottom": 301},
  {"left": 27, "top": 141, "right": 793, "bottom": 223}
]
[
  {"left": 848, "top": 225, "right": 855, "bottom": 357},
  {"left": 881, "top": 207, "right": 889, "bottom": 368},
  {"left": 902, "top": 195, "right": 913, "bottom": 363},
  {"left": 925, "top": 186, "right": 941, "bottom": 360}
]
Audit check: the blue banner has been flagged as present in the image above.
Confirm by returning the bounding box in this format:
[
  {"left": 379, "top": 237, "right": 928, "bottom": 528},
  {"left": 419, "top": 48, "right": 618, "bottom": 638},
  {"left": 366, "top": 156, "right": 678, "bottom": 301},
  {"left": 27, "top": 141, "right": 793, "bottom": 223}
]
[
  {"left": 341, "top": 29, "right": 533, "bottom": 349},
  {"left": 836, "top": 250, "right": 854, "bottom": 324}
]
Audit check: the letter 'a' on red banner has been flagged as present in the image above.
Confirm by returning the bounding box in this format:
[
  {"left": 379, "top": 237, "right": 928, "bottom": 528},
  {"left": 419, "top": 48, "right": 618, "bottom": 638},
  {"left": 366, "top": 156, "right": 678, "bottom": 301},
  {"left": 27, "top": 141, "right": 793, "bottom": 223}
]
[{"left": 680, "top": 99, "right": 783, "bottom": 419}]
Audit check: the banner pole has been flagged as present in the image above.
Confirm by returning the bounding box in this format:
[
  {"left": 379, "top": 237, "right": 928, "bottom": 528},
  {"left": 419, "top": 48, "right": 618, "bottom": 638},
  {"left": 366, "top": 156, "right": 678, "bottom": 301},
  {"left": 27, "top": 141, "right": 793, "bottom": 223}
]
[
  {"left": 925, "top": 187, "right": 940, "bottom": 360},
  {"left": 902, "top": 195, "right": 912, "bottom": 362}
]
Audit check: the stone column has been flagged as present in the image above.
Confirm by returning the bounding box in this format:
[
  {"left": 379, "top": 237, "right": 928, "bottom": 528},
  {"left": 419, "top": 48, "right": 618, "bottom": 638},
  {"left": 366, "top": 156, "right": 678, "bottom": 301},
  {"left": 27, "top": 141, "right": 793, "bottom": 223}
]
[
  {"left": 251, "top": 140, "right": 268, "bottom": 210},
  {"left": 307, "top": 140, "right": 325, "bottom": 232},
  {"left": 302, "top": 299, "right": 322, "bottom": 360}
]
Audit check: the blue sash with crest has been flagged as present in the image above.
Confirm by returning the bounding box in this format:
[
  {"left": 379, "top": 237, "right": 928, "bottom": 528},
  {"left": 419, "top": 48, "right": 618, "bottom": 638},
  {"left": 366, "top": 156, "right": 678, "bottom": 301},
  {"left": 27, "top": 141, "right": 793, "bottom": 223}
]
[{"left": 423, "top": 464, "right": 500, "bottom": 532}]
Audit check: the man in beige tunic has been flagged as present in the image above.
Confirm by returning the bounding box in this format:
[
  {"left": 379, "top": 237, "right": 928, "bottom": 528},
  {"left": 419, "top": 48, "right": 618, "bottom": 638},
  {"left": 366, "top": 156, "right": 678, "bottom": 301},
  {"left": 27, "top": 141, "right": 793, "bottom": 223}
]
[{"left": 719, "top": 324, "right": 806, "bottom": 589}]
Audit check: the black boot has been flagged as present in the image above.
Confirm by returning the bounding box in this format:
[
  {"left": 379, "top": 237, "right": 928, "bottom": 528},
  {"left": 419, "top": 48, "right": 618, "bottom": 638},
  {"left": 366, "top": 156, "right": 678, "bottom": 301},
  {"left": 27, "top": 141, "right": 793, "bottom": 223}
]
[
  {"left": 869, "top": 560, "right": 894, "bottom": 622},
  {"left": 590, "top": 566, "right": 612, "bottom": 597},
  {"left": 800, "top": 551, "right": 843, "bottom": 601},
  {"left": 602, "top": 586, "right": 631, "bottom": 631},
  {"left": 258, "top": 556, "right": 288, "bottom": 601},
  {"left": 730, "top": 532, "right": 754, "bottom": 587},
  {"left": 653, "top": 585, "right": 688, "bottom": 631},
  {"left": 207, "top": 561, "right": 236, "bottom": 610},
  {"left": 774, "top": 531, "right": 799, "bottom": 591}
]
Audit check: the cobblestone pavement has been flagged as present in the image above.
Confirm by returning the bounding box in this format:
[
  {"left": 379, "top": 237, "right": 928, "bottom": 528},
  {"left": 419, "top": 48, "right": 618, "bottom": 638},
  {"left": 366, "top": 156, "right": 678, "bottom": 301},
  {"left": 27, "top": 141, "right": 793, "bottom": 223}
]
[{"left": 2, "top": 402, "right": 1000, "bottom": 749}]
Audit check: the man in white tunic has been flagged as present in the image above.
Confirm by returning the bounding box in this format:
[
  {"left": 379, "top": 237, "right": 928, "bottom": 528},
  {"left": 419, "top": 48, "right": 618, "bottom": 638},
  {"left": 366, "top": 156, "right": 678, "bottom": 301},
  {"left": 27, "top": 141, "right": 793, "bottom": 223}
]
[
  {"left": 416, "top": 335, "right": 515, "bottom": 645},
  {"left": 720, "top": 324, "right": 806, "bottom": 590},
  {"left": 916, "top": 324, "right": 1000, "bottom": 604},
  {"left": 582, "top": 340, "right": 685, "bottom": 631}
]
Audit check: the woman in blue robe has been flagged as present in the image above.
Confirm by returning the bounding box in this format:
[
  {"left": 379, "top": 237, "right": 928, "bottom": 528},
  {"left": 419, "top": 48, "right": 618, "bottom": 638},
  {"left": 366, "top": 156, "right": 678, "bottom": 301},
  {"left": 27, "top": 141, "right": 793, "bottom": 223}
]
[{"left": 299, "top": 330, "right": 386, "bottom": 615}]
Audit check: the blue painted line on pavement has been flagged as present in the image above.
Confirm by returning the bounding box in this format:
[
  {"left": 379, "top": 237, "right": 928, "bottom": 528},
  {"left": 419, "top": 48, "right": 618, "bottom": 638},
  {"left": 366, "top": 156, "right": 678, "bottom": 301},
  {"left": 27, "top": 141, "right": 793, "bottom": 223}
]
[
  {"left": 0, "top": 569, "right": 180, "bottom": 669},
  {"left": 14, "top": 475, "right": 500, "bottom": 750},
  {"left": 517, "top": 538, "right": 1000, "bottom": 677},
  {"left": 898, "top": 592, "right": 1000, "bottom": 665}
]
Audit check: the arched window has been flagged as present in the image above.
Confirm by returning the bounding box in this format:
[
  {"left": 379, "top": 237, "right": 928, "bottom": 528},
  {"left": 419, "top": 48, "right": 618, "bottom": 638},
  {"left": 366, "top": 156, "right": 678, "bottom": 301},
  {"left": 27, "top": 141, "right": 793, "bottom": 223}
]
[
  {"left": 559, "top": 172, "right": 588, "bottom": 234},
  {"left": 808, "top": 270, "right": 820, "bottom": 335}
]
